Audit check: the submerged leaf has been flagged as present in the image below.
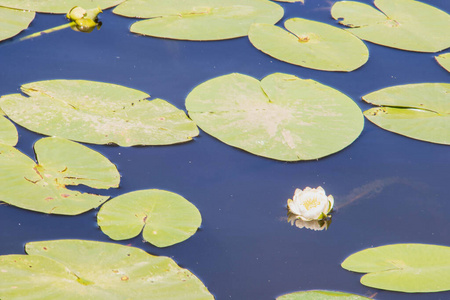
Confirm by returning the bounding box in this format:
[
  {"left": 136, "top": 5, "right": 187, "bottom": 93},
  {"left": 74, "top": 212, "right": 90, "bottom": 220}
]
[
  {"left": 113, "top": 0, "right": 283, "bottom": 41},
  {"left": 0, "top": 0, "right": 124, "bottom": 13},
  {"left": 0, "top": 7, "right": 35, "bottom": 42},
  {"left": 248, "top": 18, "right": 368, "bottom": 72},
  {"left": 0, "top": 115, "right": 18, "bottom": 146},
  {"left": 363, "top": 83, "right": 450, "bottom": 145},
  {"left": 186, "top": 73, "right": 364, "bottom": 161},
  {"left": 331, "top": 0, "right": 450, "bottom": 52},
  {"left": 98, "top": 189, "right": 202, "bottom": 247},
  {"left": 0, "top": 239, "right": 214, "bottom": 299},
  {"left": 0, "top": 80, "right": 199, "bottom": 146},
  {"left": 277, "top": 290, "right": 370, "bottom": 299},
  {"left": 0, "top": 137, "right": 119, "bottom": 215},
  {"left": 436, "top": 53, "right": 450, "bottom": 72},
  {"left": 342, "top": 243, "right": 450, "bottom": 292}
]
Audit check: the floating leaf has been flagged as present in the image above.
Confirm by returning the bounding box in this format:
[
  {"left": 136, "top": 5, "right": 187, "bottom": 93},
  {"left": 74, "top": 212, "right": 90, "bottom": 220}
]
[
  {"left": 0, "top": 0, "right": 125, "bottom": 14},
  {"left": 0, "top": 115, "right": 18, "bottom": 146},
  {"left": 331, "top": 0, "right": 450, "bottom": 53},
  {"left": 0, "top": 80, "right": 199, "bottom": 146},
  {"left": 248, "top": 18, "right": 368, "bottom": 72},
  {"left": 0, "top": 137, "right": 119, "bottom": 215},
  {"left": 342, "top": 243, "right": 450, "bottom": 293},
  {"left": 113, "top": 0, "right": 283, "bottom": 41},
  {"left": 363, "top": 83, "right": 450, "bottom": 145},
  {"left": 277, "top": 290, "right": 371, "bottom": 299},
  {"left": 0, "top": 7, "right": 35, "bottom": 42},
  {"left": 98, "top": 190, "right": 202, "bottom": 248},
  {"left": 0, "top": 239, "right": 214, "bottom": 299},
  {"left": 436, "top": 53, "right": 450, "bottom": 72},
  {"left": 186, "top": 73, "right": 364, "bottom": 161}
]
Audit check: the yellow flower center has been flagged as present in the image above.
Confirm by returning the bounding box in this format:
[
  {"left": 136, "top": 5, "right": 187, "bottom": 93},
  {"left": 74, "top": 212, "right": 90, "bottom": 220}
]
[{"left": 303, "top": 197, "right": 320, "bottom": 210}]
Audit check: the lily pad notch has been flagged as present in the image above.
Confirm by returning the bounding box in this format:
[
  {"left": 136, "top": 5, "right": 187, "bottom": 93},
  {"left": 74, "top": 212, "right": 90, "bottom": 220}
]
[
  {"left": 0, "top": 80, "right": 199, "bottom": 146},
  {"left": 113, "top": 0, "right": 284, "bottom": 41},
  {"left": 186, "top": 72, "right": 364, "bottom": 161},
  {"left": 97, "top": 189, "right": 202, "bottom": 247},
  {"left": 363, "top": 83, "right": 450, "bottom": 145},
  {"left": 248, "top": 18, "right": 369, "bottom": 71},
  {"left": 0, "top": 137, "right": 120, "bottom": 215},
  {"left": 0, "top": 239, "right": 214, "bottom": 299},
  {"left": 331, "top": 0, "right": 450, "bottom": 52},
  {"left": 342, "top": 243, "right": 450, "bottom": 293}
]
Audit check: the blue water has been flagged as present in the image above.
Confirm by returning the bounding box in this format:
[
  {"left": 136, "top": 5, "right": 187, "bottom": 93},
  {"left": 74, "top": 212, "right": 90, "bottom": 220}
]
[{"left": 0, "top": 0, "right": 449, "bottom": 299}]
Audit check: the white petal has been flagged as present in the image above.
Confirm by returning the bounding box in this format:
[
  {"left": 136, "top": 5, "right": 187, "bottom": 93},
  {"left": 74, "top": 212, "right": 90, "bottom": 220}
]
[
  {"left": 316, "top": 186, "right": 326, "bottom": 195},
  {"left": 327, "top": 195, "right": 334, "bottom": 213}
]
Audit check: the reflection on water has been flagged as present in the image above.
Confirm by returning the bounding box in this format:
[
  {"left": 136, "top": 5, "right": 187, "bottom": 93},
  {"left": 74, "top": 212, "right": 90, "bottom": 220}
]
[{"left": 287, "top": 212, "right": 332, "bottom": 231}]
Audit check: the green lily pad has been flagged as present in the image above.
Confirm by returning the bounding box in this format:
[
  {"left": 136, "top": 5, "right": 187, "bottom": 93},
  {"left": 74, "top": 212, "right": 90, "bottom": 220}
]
[
  {"left": 436, "top": 53, "right": 450, "bottom": 72},
  {"left": 0, "top": 7, "right": 35, "bottom": 42},
  {"left": 98, "top": 190, "right": 202, "bottom": 248},
  {"left": 0, "top": 80, "right": 199, "bottom": 146},
  {"left": 113, "top": 0, "right": 283, "bottom": 41},
  {"left": 0, "top": 0, "right": 125, "bottom": 13},
  {"left": 331, "top": 0, "right": 450, "bottom": 53},
  {"left": 0, "top": 115, "right": 18, "bottom": 146},
  {"left": 342, "top": 243, "right": 450, "bottom": 293},
  {"left": 0, "top": 137, "right": 119, "bottom": 215},
  {"left": 186, "top": 73, "right": 364, "bottom": 161},
  {"left": 363, "top": 83, "right": 450, "bottom": 145},
  {"left": 248, "top": 18, "right": 369, "bottom": 72},
  {"left": 277, "top": 290, "right": 371, "bottom": 299},
  {"left": 0, "top": 239, "right": 214, "bottom": 299}
]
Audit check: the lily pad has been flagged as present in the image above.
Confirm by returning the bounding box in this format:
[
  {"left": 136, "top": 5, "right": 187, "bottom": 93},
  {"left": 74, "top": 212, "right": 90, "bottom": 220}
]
[
  {"left": 98, "top": 190, "right": 202, "bottom": 248},
  {"left": 363, "top": 83, "right": 450, "bottom": 145},
  {"left": 113, "top": 0, "right": 283, "bottom": 41},
  {"left": 436, "top": 53, "right": 450, "bottom": 72},
  {"left": 0, "top": 0, "right": 125, "bottom": 13},
  {"left": 342, "top": 243, "right": 450, "bottom": 293},
  {"left": 0, "top": 239, "right": 214, "bottom": 299},
  {"left": 0, "top": 7, "right": 35, "bottom": 42},
  {"left": 0, "top": 137, "right": 119, "bottom": 215},
  {"left": 0, "top": 115, "right": 18, "bottom": 146},
  {"left": 0, "top": 80, "right": 199, "bottom": 146},
  {"left": 277, "top": 290, "right": 371, "bottom": 299},
  {"left": 186, "top": 73, "right": 364, "bottom": 161},
  {"left": 331, "top": 0, "right": 450, "bottom": 53},
  {"left": 248, "top": 18, "right": 369, "bottom": 72}
]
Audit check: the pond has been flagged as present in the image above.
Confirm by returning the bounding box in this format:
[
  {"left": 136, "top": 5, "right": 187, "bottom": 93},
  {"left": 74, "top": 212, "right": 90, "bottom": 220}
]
[{"left": 0, "top": 0, "right": 449, "bottom": 299}]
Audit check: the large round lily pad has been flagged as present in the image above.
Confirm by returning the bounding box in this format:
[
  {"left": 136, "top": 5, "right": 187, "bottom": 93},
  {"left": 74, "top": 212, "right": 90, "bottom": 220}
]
[
  {"left": 0, "top": 239, "right": 214, "bottom": 299},
  {"left": 342, "top": 243, "right": 450, "bottom": 293},
  {"left": 0, "top": 137, "right": 120, "bottom": 215},
  {"left": 0, "top": 114, "right": 18, "bottom": 146},
  {"left": 186, "top": 73, "right": 364, "bottom": 161},
  {"left": 98, "top": 189, "right": 202, "bottom": 248},
  {"left": 436, "top": 53, "right": 450, "bottom": 72},
  {"left": 363, "top": 83, "right": 450, "bottom": 145},
  {"left": 248, "top": 18, "right": 369, "bottom": 72},
  {"left": 277, "top": 290, "right": 370, "bottom": 299},
  {"left": 113, "top": 0, "right": 284, "bottom": 41},
  {"left": 0, "top": 80, "right": 199, "bottom": 146},
  {"left": 331, "top": 0, "right": 450, "bottom": 53},
  {"left": 0, "top": 7, "right": 35, "bottom": 42},
  {"left": 0, "top": 0, "right": 125, "bottom": 13}
]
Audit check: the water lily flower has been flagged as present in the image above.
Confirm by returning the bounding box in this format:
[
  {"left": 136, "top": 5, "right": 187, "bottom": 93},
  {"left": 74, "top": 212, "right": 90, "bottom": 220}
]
[{"left": 287, "top": 186, "right": 334, "bottom": 221}]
